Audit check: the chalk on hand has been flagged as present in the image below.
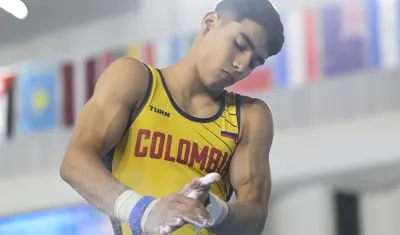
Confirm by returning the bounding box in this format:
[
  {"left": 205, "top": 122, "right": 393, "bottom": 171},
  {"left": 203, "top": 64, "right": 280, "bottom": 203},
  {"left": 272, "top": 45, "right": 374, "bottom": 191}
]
[{"left": 198, "top": 173, "right": 221, "bottom": 186}]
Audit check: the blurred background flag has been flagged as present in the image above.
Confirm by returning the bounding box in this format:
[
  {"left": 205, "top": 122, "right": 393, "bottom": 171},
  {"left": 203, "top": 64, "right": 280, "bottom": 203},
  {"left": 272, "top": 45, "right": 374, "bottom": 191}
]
[
  {"left": 229, "top": 62, "right": 274, "bottom": 94},
  {"left": 154, "top": 37, "right": 171, "bottom": 69},
  {"left": 280, "top": 8, "right": 320, "bottom": 88},
  {"left": 85, "top": 57, "right": 97, "bottom": 102},
  {"left": 303, "top": 8, "right": 320, "bottom": 82},
  {"left": 0, "top": 68, "right": 14, "bottom": 144},
  {"left": 365, "top": 0, "right": 400, "bottom": 69},
  {"left": 181, "top": 33, "right": 195, "bottom": 56},
  {"left": 111, "top": 48, "right": 127, "bottom": 61},
  {"left": 273, "top": 38, "right": 288, "bottom": 88},
  {"left": 143, "top": 41, "right": 155, "bottom": 66},
  {"left": 320, "top": 0, "right": 368, "bottom": 76},
  {"left": 72, "top": 57, "right": 87, "bottom": 128},
  {"left": 17, "top": 62, "right": 58, "bottom": 133},
  {"left": 170, "top": 34, "right": 184, "bottom": 64},
  {"left": 126, "top": 43, "right": 143, "bottom": 60},
  {"left": 61, "top": 62, "right": 74, "bottom": 127},
  {"left": 100, "top": 51, "right": 114, "bottom": 69}
]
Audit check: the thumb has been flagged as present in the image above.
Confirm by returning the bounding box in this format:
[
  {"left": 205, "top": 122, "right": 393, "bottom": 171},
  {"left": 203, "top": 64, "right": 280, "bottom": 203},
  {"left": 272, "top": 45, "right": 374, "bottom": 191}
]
[
  {"left": 198, "top": 173, "right": 221, "bottom": 187},
  {"left": 178, "top": 173, "right": 222, "bottom": 196},
  {"left": 178, "top": 178, "right": 201, "bottom": 196},
  {"left": 187, "top": 173, "right": 221, "bottom": 200}
]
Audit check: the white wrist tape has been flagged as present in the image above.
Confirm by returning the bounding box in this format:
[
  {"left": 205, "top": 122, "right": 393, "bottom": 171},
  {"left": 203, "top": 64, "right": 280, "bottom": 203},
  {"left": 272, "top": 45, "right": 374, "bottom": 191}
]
[
  {"left": 140, "top": 199, "right": 159, "bottom": 232},
  {"left": 193, "top": 192, "right": 228, "bottom": 231},
  {"left": 114, "top": 189, "right": 143, "bottom": 223}
]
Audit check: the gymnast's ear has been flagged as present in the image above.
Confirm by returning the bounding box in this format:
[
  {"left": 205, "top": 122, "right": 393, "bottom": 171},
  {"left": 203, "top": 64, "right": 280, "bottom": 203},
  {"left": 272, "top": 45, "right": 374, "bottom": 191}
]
[{"left": 200, "top": 11, "right": 221, "bottom": 35}]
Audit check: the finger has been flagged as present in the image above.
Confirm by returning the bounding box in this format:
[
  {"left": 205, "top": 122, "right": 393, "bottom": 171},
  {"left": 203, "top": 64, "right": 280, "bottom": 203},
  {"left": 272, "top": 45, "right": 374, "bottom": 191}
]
[
  {"left": 161, "top": 217, "right": 185, "bottom": 234},
  {"left": 179, "top": 211, "right": 209, "bottom": 227},
  {"left": 159, "top": 217, "right": 184, "bottom": 234},
  {"left": 187, "top": 173, "right": 221, "bottom": 199},
  {"left": 176, "top": 197, "right": 212, "bottom": 222},
  {"left": 159, "top": 225, "right": 173, "bottom": 235},
  {"left": 178, "top": 178, "right": 201, "bottom": 195},
  {"left": 192, "top": 205, "right": 213, "bottom": 223},
  {"left": 178, "top": 173, "right": 221, "bottom": 197}
]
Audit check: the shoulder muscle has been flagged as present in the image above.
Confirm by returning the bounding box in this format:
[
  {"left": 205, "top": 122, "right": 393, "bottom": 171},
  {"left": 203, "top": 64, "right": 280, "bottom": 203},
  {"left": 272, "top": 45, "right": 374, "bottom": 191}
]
[
  {"left": 67, "top": 57, "right": 150, "bottom": 157},
  {"left": 239, "top": 96, "right": 273, "bottom": 145},
  {"left": 92, "top": 57, "right": 149, "bottom": 107}
]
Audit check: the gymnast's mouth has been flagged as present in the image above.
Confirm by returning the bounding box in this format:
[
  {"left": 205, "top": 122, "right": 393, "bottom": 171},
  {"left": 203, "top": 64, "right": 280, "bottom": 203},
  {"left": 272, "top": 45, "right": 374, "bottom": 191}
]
[{"left": 221, "top": 70, "right": 235, "bottom": 84}]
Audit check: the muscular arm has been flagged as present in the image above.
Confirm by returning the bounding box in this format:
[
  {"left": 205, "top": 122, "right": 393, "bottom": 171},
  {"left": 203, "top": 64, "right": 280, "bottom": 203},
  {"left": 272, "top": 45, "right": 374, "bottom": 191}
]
[
  {"left": 210, "top": 97, "right": 273, "bottom": 235},
  {"left": 59, "top": 57, "right": 149, "bottom": 217}
]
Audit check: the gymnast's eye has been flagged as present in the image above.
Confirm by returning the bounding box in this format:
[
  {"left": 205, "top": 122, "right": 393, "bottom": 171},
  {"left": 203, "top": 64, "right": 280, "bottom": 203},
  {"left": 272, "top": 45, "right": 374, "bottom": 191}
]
[{"left": 233, "top": 40, "right": 246, "bottom": 52}]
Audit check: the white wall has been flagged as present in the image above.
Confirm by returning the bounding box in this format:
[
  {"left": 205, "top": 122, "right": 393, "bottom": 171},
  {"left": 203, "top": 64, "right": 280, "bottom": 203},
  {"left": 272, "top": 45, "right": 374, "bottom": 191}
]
[
  {"left": 265, "top": 184, "right": 335, "bottom": 235},
  {"left": 360, "top": 186, "right": 400, "bottom": 235},
  {"left": 0, "top": 170, "right": 83, "bottom": 216},
  {"left": 271, "top": 109, "right": 400, "bottom": 184}
]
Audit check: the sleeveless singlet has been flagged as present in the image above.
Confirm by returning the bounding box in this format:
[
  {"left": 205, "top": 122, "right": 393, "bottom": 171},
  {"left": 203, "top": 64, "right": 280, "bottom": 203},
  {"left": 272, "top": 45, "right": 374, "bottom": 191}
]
[{"left": 103, "top": 63, "right": 241, "bottom": 235}]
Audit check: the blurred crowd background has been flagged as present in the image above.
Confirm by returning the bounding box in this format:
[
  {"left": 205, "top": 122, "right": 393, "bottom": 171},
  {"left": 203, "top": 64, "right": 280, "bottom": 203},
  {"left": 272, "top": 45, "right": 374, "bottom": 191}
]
[{"left": 0, "top": 0, "right": 399, "bottom": 234}]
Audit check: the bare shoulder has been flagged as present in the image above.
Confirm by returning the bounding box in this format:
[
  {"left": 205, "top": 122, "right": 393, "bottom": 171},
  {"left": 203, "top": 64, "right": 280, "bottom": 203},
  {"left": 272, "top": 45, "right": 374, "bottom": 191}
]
[
  {"left": 238, "top": 95, "right": 273, "bottom": 133},
  {"left": 98, "top": 56, "right": 148, "bottom": 84},
  {"left": 239, "top": 95, "right": 272, "bottom": 114},
  {"left": 93, "top": 57, "right": 150, "bottom": 105},
  {"left": 65, "top": 57, "right": 151, "bottom": 157}
]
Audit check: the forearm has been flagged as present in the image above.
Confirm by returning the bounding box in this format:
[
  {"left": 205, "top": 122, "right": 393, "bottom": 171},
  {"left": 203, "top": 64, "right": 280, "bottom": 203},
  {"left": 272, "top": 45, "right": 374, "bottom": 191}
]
[
  {"left": 60, "top": 149, "right": 129, "bottom": 217},
  {"left": 210, "top": 200, "right": 267, "bottom": 235}
]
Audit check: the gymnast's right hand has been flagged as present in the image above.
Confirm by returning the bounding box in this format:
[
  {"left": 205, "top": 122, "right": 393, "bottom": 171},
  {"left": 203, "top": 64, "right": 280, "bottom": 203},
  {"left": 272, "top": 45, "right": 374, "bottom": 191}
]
[{"left": 139, "top": 179, "right": 216, "bottom": 234}]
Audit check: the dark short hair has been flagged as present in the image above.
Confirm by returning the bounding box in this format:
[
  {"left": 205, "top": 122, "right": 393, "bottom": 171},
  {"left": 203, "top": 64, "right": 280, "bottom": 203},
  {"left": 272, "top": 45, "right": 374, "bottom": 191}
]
[{"left": 215, "top": 0, "right": 284, "bottom": 57}]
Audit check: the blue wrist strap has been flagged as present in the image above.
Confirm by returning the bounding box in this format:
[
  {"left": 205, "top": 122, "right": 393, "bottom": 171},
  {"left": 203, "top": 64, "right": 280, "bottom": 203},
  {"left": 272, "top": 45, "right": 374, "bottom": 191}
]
[{"left": 129, "top": 196, "right": 156, "bottom": 235}]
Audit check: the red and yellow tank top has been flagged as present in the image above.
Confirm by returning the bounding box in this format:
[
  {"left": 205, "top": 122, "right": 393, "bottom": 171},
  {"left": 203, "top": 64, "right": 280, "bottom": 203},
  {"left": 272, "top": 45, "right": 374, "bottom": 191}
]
[{"left": 103, "top": 63, "right": 241, "bottom": 235}]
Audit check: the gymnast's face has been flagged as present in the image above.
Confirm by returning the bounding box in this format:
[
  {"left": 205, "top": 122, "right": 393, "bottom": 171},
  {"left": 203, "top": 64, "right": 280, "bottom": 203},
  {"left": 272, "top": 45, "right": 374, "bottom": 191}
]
[{"left": 195, "top": 11, "right": 269, "bottom": 92}]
